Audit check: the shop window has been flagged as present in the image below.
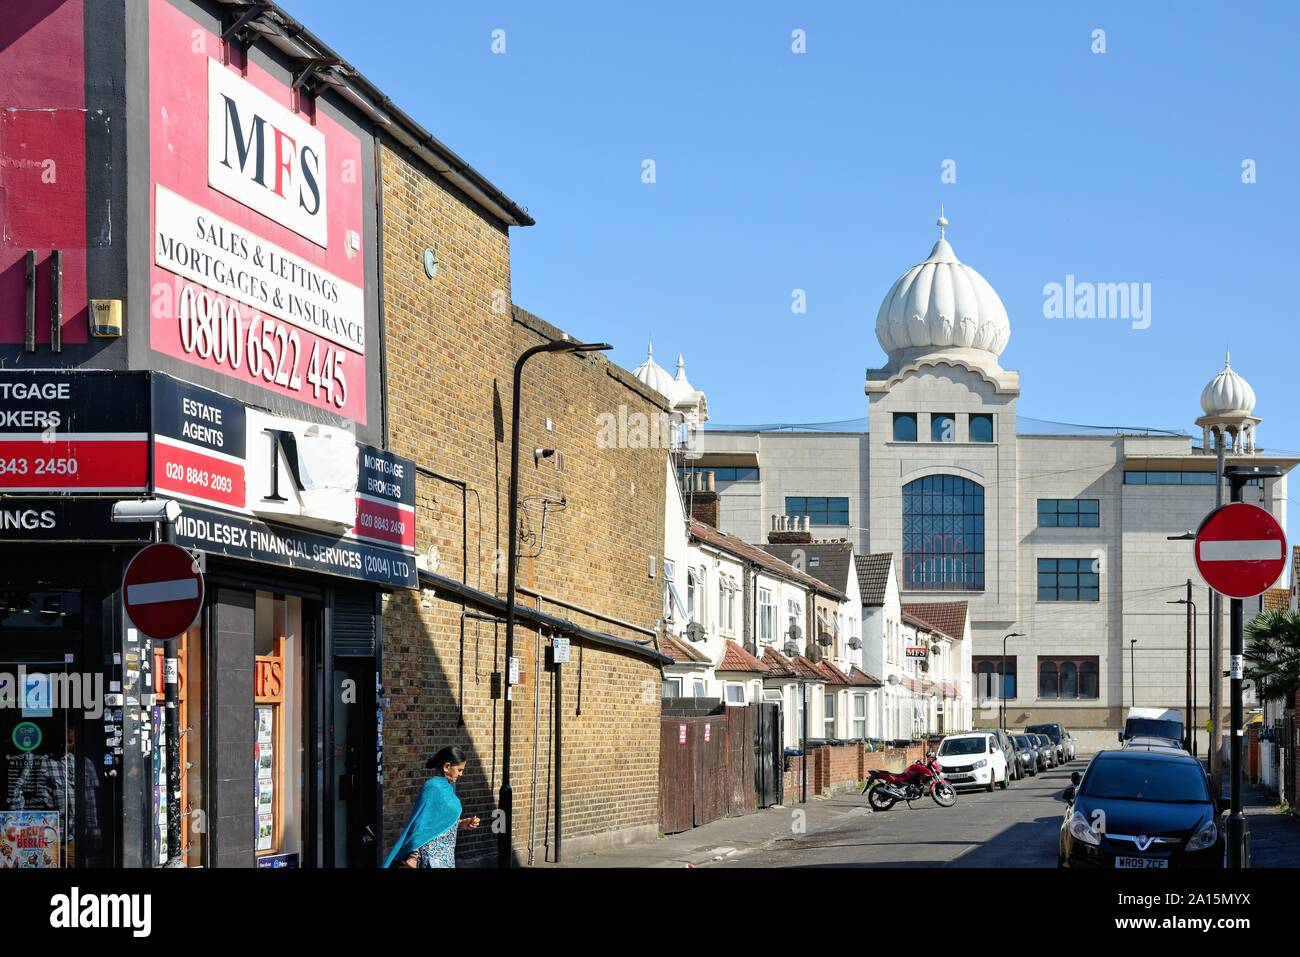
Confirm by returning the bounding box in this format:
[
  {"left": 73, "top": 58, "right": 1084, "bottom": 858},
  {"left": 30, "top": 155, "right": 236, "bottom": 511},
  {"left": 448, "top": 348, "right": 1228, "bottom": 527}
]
[
  {"left": 150, "top": 622, "right": 204, "bottom": 867},
  {"left": 0, "top": 590, "right": 89, "bottom": 869},
  {"left": 253, "top": 592, "right": 303, "bottom": 864}
]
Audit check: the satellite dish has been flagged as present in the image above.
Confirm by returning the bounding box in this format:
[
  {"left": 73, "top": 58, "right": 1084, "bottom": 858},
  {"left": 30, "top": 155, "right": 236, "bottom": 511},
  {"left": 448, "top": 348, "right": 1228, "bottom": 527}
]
[
  {"left": 783, "top": 641, "right": 800, "bottom": 658},
  {"left": 685, "top": 621, "right": 706, "bottom": 643},
  {"left": 848, "top": 637, "right": 862, "bottom": 650},
  {"left": 786, "top": 623, "right": 802, "bottom": 642},
  {"left": 817, "top": 631, "right": 833, "bottom": 647}
]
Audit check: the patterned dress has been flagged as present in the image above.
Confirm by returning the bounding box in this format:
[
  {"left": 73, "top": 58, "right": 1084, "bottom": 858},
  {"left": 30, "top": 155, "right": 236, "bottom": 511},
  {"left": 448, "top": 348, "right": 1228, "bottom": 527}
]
[{"left": 416, "top": 825, "right": 458, "bottom": 868}]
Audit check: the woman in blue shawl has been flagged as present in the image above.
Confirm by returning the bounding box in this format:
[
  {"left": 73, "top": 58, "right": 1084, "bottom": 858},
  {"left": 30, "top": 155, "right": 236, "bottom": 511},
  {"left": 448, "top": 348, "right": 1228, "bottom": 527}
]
[{"left": 385, "top": 746, "right": 480, "bottom": 868}]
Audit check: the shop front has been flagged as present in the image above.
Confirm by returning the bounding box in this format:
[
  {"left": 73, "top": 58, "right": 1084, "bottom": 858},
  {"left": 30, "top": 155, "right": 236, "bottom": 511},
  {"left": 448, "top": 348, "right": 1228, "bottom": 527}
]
[{"left": 0, "top": 370, "right": 414, "bottom": 868}]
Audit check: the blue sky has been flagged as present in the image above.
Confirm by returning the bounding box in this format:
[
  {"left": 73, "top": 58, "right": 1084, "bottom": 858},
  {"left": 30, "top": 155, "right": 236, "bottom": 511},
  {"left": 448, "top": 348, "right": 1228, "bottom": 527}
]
[{"left": 290, "top": 0, "right": 1300, "bottom": 531}]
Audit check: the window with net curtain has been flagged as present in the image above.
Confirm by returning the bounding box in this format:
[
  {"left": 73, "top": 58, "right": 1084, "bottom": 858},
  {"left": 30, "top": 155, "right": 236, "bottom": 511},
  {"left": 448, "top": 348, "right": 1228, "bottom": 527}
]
[{"left": 902, "top": 474, "right": 985, "bottom": 590}]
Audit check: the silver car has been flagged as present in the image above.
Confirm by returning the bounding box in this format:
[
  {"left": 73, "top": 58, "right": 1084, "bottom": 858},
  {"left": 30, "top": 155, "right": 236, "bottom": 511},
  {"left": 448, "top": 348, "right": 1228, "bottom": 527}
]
[
  {"left": 1012, "top": 734, "right": 1039, "bottom": 777},
  {"left": 1031, "top": 733, "right": 1056, "bottom": 769}
]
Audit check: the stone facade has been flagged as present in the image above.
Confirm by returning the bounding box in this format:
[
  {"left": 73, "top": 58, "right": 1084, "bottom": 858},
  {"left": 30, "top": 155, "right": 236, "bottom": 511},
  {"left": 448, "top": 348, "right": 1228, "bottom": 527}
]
[{"left": 378, "top": 141, "right": 670, "bottom": 865}]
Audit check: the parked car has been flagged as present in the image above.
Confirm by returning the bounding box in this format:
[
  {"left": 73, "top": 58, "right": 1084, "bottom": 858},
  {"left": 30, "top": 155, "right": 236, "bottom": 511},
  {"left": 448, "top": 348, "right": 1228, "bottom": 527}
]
[
  {"left": 990, "top": 727, "right": 1017, "bottom": 784},
  {"left": 1063, "top": 731, "right": 1077, "bottom": 761},
  {"left": 1012, "top": 734, "right": 1039, "bottom": 777},
  {"left": 1030, "top": 733, "right": 1056, "bottom": 769},
  {"left": 1027, "top": 723, "right": 1067, "bottom": 764},
  {"left": 934, "top": 731, "right": 1010, "bottom": 792},
  {"left": 1059, "top": 747, "right": 1224, "bottom": 868}
]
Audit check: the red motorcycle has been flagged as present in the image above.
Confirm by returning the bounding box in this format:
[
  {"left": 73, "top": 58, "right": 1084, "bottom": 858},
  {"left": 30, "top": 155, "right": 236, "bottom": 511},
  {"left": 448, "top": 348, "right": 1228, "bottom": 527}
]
[{"left": 862, "top": 751, "right": 957, "bottom": 810}]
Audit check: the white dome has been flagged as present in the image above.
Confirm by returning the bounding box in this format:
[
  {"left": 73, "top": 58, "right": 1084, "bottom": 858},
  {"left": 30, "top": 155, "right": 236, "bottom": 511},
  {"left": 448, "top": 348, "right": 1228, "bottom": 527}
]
[
  {"left": 875, "top": 214, "right": 1011, "bottom": 359},
  {"left": 1200, "top": 353, "right": 1256, "bottom": 415},
  {"left": 632, "top": 342, "right": 676, "bottom": 399},
  {"left": 671, "top": 354, "right": 697, "bottom": 402}
]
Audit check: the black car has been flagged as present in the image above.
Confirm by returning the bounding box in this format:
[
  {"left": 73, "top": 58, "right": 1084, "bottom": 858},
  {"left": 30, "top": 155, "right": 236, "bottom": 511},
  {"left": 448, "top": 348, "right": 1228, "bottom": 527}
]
[
  {"left": 1012, "top": 734, "right": 1039, "bottom": 777},
  {"left": 1059, "top": 747, "right": 1224, "bottom": 869},
  {"left": 1027, "top": 723, "right": 1066, "bottom": 764}
]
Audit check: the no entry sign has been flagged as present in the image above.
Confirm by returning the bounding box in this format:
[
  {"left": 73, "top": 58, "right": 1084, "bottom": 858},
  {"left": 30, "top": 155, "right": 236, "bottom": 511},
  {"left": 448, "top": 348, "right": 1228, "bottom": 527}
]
[
  {"left": 1194, "top": 503, "right": 1287, "bottom": 599},
  {"left": 123, "top": 543, "right": 204, "bottom": 640}
]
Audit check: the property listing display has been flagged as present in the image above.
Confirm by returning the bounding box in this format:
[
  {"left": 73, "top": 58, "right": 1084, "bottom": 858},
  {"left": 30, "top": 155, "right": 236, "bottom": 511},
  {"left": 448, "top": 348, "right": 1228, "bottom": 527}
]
[{"left": 149, "top": 0, "right": 368, "bottom": 422}]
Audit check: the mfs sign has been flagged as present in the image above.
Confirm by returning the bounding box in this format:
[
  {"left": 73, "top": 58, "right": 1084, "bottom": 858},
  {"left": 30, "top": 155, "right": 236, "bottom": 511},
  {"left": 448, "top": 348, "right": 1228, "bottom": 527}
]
[{"left": 207, "top": 59, "right": 328, "bottom": 247}]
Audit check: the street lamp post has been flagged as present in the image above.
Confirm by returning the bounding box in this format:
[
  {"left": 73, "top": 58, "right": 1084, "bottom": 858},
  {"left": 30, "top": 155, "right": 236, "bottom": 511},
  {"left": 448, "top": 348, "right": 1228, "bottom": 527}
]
[
  {"left": 1000, "top": 633, "right": 1024, "bottom": 731},
  {"left": 1168, "top": 589, "right": 1198, "bottom": 753},
  {"left": 498, "top": 337, "right": 611, "bottom": 869},
  {"left": 1129, "top": 639, "right": 1137, "bottom": 708}
]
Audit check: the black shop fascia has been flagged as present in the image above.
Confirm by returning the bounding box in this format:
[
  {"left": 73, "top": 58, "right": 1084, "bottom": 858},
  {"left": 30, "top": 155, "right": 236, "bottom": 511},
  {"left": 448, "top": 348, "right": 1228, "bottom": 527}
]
[{"left": 0, "top": 369, "right": 414, "bottom": 869}]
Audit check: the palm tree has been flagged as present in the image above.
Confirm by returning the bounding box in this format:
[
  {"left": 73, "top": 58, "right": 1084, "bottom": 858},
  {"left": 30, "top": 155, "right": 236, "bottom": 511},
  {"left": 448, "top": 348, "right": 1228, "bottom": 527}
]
[{"left": 1244, "top": 609, "right": 1300, "bottom": 706}]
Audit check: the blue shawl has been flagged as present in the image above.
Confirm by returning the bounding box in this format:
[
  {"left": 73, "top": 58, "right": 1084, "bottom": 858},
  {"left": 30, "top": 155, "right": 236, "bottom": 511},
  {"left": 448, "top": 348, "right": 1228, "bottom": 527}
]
[{"left": 384, "top": 776, "right": 462, "bottom": 867}]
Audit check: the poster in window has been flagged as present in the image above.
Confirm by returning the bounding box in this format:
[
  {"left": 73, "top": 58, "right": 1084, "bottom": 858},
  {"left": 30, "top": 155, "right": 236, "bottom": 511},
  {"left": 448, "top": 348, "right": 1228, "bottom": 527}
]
[
  {"left": 0, "top": 811, "right": 60, "bottom": 868},
  {"left": 256, "top": 813, "right": 274, "bottom": 853}
]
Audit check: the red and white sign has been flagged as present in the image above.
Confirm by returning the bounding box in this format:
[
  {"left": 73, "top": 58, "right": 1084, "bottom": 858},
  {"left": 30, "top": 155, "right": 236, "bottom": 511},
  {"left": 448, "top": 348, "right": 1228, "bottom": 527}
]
[
  {"left": 123, "top": 543, "right": 205, "bottom": 641},
  {"left": 207, "top": 58, "right": 328, "bottom": 247},
  {"left": 1194, "top": 502, "right": 1287, "bottom": 599},
  {"left": 148, "top": 0, "right": 368, "bottom": 423}
]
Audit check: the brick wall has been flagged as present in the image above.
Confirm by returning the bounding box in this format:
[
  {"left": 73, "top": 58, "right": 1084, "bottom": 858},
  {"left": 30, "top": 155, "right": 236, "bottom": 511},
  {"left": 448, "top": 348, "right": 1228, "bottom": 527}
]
[
  {"left": 378, "top": 141, "right": 670, "bottom": 865},
  {"left": 783, "top": 742, "right": 926, "bottom": 798}
]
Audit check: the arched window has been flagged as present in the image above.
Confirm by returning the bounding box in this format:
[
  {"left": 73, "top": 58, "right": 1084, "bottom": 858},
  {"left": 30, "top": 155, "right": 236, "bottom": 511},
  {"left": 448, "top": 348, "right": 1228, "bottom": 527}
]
[
  {"left": 1039, "top": 660, "right": 1058, "bottom": 698},
  {"left": 1059, "top": 661, "right": 1078, "bottom": 699},
  {"left": 902, "top": 475, "right": 985, "bottom": 591},
  {"left": 1079, "top": 660, "right": 1099, "bottom": 699}
]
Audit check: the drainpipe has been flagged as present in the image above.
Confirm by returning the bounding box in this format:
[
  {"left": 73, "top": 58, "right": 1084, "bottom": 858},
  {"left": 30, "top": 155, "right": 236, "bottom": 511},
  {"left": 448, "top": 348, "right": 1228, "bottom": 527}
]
[{"left": 554, "top": 641, "right": 564, "bottom": 863}]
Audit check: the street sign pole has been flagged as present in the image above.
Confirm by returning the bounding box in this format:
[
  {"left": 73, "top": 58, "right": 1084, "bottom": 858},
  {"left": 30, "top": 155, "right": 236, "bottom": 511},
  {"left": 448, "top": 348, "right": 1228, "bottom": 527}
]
[{"left": 1200, "top": 464, "right": 1286, "bottom": 868}]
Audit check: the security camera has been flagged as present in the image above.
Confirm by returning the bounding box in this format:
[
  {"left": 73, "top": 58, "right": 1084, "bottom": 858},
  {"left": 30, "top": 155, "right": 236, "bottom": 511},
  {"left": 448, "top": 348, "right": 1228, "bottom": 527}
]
[
  {"left": 533, "top": 447, "right": 557, "bottom": 461},
  {"left": 111, "top": 499, "right": 182, "bottom": 524}
]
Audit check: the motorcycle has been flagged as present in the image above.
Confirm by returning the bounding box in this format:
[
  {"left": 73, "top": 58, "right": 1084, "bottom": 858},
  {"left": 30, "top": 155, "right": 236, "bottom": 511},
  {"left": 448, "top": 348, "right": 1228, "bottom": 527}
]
[{"left": 862, "top": 751, "right": 956, "bottom": 810}]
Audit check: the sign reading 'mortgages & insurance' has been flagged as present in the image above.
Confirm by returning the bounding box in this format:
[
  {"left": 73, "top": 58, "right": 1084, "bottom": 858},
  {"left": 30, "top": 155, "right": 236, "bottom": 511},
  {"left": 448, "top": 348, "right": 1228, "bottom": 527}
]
[{"left": 149, "top": 0, "right": 368, "bottom": 423}]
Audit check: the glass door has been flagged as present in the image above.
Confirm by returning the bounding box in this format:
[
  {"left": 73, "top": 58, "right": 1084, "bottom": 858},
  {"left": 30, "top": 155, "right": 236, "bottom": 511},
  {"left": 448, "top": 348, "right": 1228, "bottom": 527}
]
[{"left": 0, "top": 591, "right": 85, "bottom": 869}]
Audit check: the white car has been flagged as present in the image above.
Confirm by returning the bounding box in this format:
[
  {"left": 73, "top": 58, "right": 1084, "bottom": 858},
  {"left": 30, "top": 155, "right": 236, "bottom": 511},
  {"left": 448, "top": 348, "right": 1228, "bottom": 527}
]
[{"left": 935, "top": 732, "right": 1010, "bottom": 792}]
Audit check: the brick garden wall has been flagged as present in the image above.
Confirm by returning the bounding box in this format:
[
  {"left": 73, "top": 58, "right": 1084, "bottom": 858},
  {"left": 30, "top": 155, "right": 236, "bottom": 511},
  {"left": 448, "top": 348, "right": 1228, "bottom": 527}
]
[
  {"left": 378, "top": 141, "right": 670, "bottom": 865},
  {"left": 783, "top": 742, "right": 927, "bottom": 798}
]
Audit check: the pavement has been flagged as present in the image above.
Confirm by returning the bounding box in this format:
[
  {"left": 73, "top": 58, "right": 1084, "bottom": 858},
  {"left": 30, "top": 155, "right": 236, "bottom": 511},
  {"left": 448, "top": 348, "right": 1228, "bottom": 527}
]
[
  {"left": 550, "top": 755, "right": 1300, "bottom": 868},
  {"left": 553, "top": 757, "right": 1083, "bottom": 868},
  {"left": 1231, "top": 777, "right": 1300, "bottom": 868}
]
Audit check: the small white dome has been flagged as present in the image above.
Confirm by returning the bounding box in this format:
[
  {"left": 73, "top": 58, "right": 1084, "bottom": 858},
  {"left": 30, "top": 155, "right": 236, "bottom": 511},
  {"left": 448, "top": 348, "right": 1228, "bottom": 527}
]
[
  {"left": 671, "top": 354, "right": 697, "bottom": 402},
  {"left": 875, "top": 213, "right": 1011, "bottom": 358},
  {"left": 1200, "top": 352, "right": 1256, "bottom": 415},
  {"left": 632, "top": 342, "right": 676, "bottom": 399}
]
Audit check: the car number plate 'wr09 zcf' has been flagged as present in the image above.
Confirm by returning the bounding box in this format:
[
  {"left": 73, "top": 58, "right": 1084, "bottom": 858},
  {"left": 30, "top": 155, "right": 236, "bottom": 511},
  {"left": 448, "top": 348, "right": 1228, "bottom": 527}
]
[{"left": 1114, "top": 856, "right": 1169, "bottom": 868}]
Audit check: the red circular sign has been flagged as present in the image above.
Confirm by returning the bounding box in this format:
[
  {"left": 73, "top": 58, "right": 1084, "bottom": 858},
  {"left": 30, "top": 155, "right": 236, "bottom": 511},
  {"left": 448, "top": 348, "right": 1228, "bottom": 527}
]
[
  {"left": 122, "top": 543, "right": 204, "bottom": 640},
  {"left": 1194, "top": 503, "right": 1287, "bottom": 599}
]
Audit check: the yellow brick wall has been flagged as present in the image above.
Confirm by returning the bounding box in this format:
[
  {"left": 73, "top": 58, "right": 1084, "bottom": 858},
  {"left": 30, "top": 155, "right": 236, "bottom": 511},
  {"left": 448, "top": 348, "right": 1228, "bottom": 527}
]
[{"left": 378, "top": 141, "right": 668, "bottom": 864}]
